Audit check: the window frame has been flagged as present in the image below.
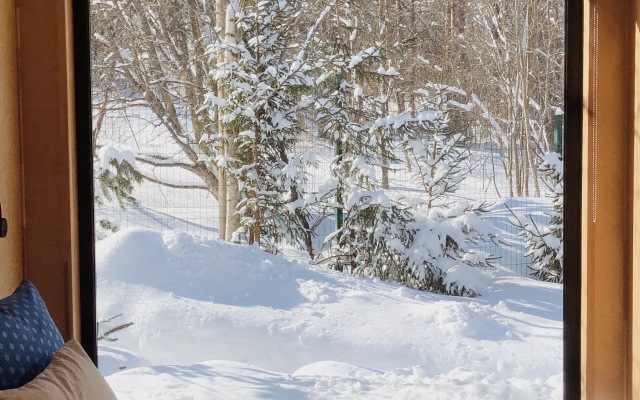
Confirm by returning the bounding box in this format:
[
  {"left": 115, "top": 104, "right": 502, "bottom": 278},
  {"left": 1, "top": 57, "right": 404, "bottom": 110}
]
[
  {"left": 563, "top": 1, "right": 582, "bottom": 400},
  {"left": 73, "top": 0, "right": 97, "bottom": 364},
  {"left": 72, "top": 0, "right": 583, "bottom": 397}
]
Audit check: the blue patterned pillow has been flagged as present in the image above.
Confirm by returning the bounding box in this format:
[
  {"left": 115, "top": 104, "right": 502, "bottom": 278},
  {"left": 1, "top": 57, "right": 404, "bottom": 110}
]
[{"left": 0, "top": 280, "right": 64, "bottom": 390}]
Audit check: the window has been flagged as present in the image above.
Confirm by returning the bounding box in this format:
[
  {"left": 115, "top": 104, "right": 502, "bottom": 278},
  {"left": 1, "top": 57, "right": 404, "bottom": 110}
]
[{"left": 75, "top": 0, "right": 583, "bottom": 398}]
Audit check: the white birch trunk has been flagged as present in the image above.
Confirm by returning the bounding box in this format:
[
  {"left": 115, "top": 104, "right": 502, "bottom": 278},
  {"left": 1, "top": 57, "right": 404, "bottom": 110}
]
[{"left": 224, "top": 2, "right": 241, "bottom": 242}]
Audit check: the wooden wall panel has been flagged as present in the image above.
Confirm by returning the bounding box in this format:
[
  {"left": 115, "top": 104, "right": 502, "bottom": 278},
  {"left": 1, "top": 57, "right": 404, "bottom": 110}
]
[
  {"left": 0, "top": 0, "right": 24, "bottom": 297},
  {"left": 582, "top": 0, "right": 631, "bottom": 398},
  {"left": 632, "top": 1, "right": 640, "bottom": 398},
  {"left": 16, "top": 0, "right": 80, "bottom": 340}
]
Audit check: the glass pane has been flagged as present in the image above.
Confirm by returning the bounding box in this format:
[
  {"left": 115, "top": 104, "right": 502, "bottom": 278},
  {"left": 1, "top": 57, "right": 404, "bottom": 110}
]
[{"left": 92, "top": 0, "right": 565, "bottom": 398}]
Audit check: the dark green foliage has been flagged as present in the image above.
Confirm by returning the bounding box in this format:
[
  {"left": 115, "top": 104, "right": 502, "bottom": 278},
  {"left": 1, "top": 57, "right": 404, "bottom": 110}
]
[
  {"left": 508, "top": 153, "right": 563, "bottom": 283},
  {"left": 97, "top": 159, "right": 142, "bottom": 210}
]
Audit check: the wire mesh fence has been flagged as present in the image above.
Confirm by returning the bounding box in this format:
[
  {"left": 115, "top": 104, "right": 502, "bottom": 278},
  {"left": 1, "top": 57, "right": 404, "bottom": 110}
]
[{"left": 95, "top": 108, "right": 556, "bottom": 278}]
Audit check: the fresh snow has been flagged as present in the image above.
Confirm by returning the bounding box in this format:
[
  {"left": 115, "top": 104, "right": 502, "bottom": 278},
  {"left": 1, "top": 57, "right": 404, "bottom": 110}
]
[
  {"left": 98, "top": 145, "right": 136, "bottom": 171},
  {"left": 98, "top": 228, "right": 563, "bottom": 399}
]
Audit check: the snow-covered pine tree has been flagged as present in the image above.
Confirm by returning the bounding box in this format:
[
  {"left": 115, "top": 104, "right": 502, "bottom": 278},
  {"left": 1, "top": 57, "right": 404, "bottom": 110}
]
[
  {"left": 311, "top": 25, "right": 419, "bottom": 279},
  {"left": 205, "top": 0, "right": 317, "bottom": 257},
  {"left": 404, "top": 108, "right": 468, "bottom": 208},
  {"left": 312, "top": 35, "right": 496, "bottom": 296},
  {"left": 399, "top": 85, "right": 497, "bottom": 296},
  {"left": 403, "top": 201, "right": 496, "bottom": 296},
  {"left": 95, "top": 145, "right": 142, "bottom": 210},
  {"left": 508, "top": 152, "right": 563, "bottom": 282}
]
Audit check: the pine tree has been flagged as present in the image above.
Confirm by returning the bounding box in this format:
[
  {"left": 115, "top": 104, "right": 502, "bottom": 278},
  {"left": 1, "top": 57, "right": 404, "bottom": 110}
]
[
  {"left": 404, "top": 201, "right": 496, "bottom": 296},
  {"left": 313, "top": 43, "right": 497, "bottom": 296},
  {"left": 405, "top": 111, "right": 468, "bottom": 209},
  {"left": 397, "top": 86, "right": 497, "bottom": 296},
  {"left": 205, "top": 0, "right": 317, "bottom": 257},
  {"left": 508, "top": 152, "right": 563, "bottom": 282},
  {"left": 309, "top": 21, "right": 417, "bottom": 276},
  {"left": 95, "top": 145, "right": 142, "bottom": 210}
]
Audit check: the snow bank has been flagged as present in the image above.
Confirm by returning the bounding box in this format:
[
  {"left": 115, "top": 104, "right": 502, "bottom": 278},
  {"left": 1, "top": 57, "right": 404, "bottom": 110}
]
[{"left": 99, "top": 228, "right": 563, "bottom": 399}]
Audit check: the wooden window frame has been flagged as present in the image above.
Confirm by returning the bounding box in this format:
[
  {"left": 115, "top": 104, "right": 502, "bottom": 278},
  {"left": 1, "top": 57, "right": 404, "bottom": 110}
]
[{"left": 73, "top": 0, "right": 640, "bottom": 400}]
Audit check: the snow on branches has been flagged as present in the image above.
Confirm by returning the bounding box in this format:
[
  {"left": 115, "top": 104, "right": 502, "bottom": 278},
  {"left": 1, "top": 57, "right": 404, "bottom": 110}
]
[
  {"left": 205, "top": 0, "right": 316, "bottom": 256},
  {"left": 315, "top": 69, "right": 497, "bottom": 296},
  {"left": 96, "top": 145, "right": 142, "bottom": 210},
  {"left": 204, "top": 2, "right": 498, "bottom": 296},
  {"left": 508, "top": 152, "right": 563, "bottom": 283}
]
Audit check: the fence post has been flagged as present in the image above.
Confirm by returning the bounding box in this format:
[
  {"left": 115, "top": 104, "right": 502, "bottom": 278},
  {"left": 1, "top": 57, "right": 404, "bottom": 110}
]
[
  {"left": 334, "top": 73, "right": 345, "bottom": 239},
  {"left": 335, "top": 138, "right": 344, "bottom": 237},
  {"left": 554, "top": 108, "right": 564, "bottom": 155}
]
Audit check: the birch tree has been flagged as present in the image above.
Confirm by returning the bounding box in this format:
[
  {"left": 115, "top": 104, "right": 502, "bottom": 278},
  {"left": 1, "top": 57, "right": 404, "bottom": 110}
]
[
  {"left": 91, "top": 0, "right": 224, "bottom": 219},
  {"left": 203, "top": 0, "right": 327, "bottom": 257}
]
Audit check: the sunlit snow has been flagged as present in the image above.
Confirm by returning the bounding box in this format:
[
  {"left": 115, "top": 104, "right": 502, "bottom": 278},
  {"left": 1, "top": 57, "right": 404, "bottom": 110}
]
[{"left": 98, "top": 228, "right": 562, "bottom": 399}]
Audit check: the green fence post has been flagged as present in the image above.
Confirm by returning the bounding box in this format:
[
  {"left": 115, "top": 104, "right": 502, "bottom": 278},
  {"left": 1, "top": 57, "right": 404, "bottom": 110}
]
[
  {"left": 335, "top": 138, "right": 344, "bottom": 237},
  {"left": 554, "top": 108, "right": 564, "bottom": 155},
  {"left": 334, "top": 74, "right": 345, "bottom": 239}
]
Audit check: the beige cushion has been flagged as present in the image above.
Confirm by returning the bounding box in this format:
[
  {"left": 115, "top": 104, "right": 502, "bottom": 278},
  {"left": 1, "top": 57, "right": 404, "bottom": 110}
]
[{"left": 0, "top": 339, "right": 117, "bottom": 400}]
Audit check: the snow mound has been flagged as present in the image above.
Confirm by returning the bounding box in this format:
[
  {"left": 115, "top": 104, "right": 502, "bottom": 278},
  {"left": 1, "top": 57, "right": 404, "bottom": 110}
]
[
  {"left": 98, "top": 228, "right": 319, "bottom": 308},
  {"left": 444, "top": 264, "right": 490, "bottom": 294},
  {"left": 98, "top": 344, "right": 149, "bottom": 377},
  {"left": 293, "top": 361, "right": 377, "bottom": 378},
  {"left": 98, "top": 228, "right": 563, "bottom": 399}
]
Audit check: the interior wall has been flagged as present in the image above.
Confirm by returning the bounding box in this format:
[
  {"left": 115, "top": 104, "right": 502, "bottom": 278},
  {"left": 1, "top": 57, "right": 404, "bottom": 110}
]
[
  {"left": 582, "top": 0, "right": 632, "bottom": 398},
  {"left": 632, "top": 0, "right": 640, "bottom": 397},
  {"left": 16, "top": 0, "right": 80, "bottom": 340},
  {"left": 0, "top": 0, "right": 24, "bottom": 297}
]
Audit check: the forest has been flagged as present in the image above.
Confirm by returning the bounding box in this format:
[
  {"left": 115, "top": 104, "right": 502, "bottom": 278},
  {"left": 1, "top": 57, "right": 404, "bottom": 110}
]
[{"left": 90, "top": 0, "right": 565, "bottom": 292}]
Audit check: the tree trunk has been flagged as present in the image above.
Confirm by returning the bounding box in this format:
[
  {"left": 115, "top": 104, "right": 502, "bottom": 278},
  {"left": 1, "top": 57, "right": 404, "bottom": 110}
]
[
  {"left": 215, "top": 0, "right": 228, "bottom": 240},
  {"left": 223, "top": 2, "right": 242, "bottom": 242},
  {"left": 397, "top": 93, "right": 412, "bottom": 173},
  {"left": 381, "top": 93, "right": 390, "bottom": 190},
  {"left": 507, "top": 136, "right": 515, "bottom": 197},
  {"left": 291, "top": 183, "right": 315, "bottom": 260}
]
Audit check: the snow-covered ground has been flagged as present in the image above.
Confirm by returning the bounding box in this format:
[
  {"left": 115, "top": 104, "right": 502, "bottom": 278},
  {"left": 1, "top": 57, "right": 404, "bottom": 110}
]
[
  {"left": 96, "top": 105, "right": 561, "bottom": 398},
  {"left": 98, "top": 228, "right": 563, "bottom": 399}
]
